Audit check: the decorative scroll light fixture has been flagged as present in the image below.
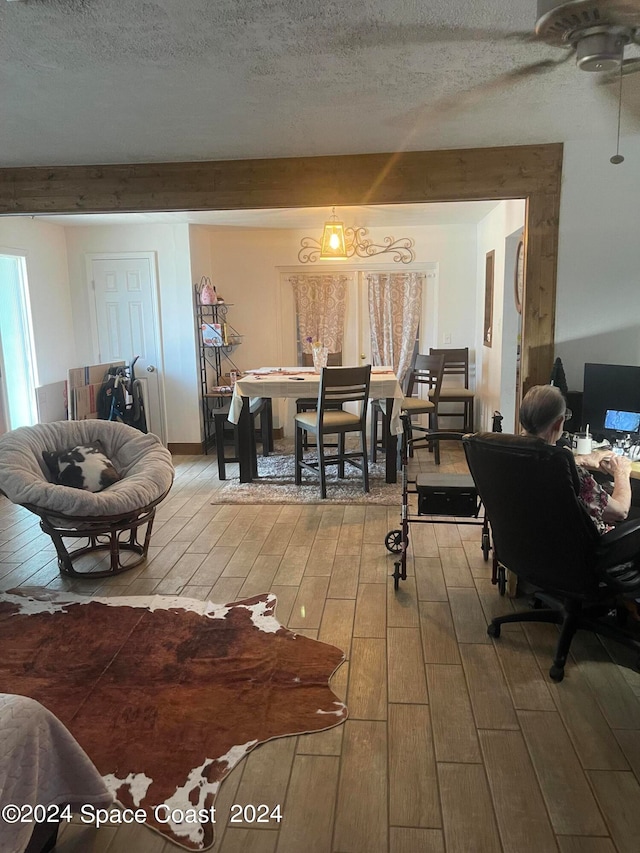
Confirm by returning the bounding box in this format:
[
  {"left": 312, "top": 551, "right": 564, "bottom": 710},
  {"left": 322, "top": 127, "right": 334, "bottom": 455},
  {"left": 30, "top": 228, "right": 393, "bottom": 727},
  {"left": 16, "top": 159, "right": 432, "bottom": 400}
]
[{"left": 299, "top": 207, "right": 415, "bottom": 264}]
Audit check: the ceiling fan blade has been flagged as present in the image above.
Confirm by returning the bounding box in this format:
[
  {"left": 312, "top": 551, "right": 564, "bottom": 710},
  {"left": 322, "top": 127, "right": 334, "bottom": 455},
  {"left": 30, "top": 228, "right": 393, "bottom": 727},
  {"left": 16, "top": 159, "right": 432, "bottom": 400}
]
[
  {"left": 336, "top": 23, "right": 536, "bottom": 50},
  {"left": 621, "top": 56, "right": 640, "bottom": 72},
  {"left": 598, "top": 56, "right": 640, "bottom": 84},
  {"left": 403, "top": 52, "right": 573, "bottom": 124},
  {"left": 499, "top": 51, "right": 574, "bottom": 80},
  {"left": 609, "top": 0, "right": 640, "bottom": 22}
]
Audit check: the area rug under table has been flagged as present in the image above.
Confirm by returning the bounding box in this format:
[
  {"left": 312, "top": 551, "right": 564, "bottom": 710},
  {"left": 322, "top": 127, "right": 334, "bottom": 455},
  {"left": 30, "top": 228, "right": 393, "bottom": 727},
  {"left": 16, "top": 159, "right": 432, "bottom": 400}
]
[
  {"left": 213, "top": 441, "right": 401, "bottom": 504},
  {"left": 0, "top": 589, "right": 347, "bottom": 850}
]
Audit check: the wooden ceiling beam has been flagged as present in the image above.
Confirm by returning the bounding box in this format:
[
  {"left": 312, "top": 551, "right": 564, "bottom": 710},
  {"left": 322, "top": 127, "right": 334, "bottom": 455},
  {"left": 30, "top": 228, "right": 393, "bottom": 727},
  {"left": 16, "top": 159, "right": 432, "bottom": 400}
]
[{"left": 0, "top": 143, "right": 564, "bottom": 394}]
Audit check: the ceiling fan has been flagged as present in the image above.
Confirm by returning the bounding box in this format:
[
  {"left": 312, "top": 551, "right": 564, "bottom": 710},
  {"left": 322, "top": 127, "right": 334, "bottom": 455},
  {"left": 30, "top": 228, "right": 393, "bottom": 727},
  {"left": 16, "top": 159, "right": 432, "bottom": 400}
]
[
  {"left": 531, "top": 0, "right": 640, "bottom": 75},
  {"left": 393, "top": 2, "right": 640, "bottom": 162},
  {"left": 449, "top": 1, "right": 640, "bottom": 87},
  {"left": 526, "top": 2, "right": 640, "bottom": 162}
]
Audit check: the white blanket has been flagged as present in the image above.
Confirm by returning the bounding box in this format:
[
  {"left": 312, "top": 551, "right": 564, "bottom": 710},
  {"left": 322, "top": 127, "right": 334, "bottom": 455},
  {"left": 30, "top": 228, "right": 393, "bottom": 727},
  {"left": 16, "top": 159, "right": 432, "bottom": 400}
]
[{"left": 0, "top": 693, "right": 112, "bottom": 853}]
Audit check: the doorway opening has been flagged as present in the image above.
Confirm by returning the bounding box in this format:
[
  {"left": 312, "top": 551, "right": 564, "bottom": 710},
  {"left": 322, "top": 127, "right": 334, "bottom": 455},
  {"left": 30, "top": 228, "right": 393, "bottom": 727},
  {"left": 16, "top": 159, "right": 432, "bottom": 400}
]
[{"left": 0, "top": 252, "right": 38, "bottom": 433}]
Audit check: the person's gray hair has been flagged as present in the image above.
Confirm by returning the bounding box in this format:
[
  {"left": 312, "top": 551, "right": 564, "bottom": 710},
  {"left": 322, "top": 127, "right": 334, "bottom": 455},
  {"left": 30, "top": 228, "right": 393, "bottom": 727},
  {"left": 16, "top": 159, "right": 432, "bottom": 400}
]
[{"left": 519, "top": 385, "right": 566, "bottom": 436}]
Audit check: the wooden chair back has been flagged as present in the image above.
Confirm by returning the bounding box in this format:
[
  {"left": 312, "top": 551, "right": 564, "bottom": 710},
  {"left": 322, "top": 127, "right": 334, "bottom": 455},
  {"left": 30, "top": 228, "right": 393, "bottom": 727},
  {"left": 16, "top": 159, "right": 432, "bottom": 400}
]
[
  {"left": 318, "top": 366, "right": 371, "bottom": 424},
  {"left": 302, "top": 351, "right": 343, "bottom": 367},
  {"left": 406, "top": 354, "right": 445, "bottom": 403},
  {"left": 429, "top": 347, "right": 470, "bottom": 388}
]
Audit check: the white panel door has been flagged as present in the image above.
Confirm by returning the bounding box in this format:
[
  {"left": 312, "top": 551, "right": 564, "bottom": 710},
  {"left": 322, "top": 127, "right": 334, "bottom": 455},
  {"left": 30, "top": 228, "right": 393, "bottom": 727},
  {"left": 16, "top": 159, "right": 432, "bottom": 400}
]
[{"left": 89, "top": 255, "right": 165, "bottom": 442}]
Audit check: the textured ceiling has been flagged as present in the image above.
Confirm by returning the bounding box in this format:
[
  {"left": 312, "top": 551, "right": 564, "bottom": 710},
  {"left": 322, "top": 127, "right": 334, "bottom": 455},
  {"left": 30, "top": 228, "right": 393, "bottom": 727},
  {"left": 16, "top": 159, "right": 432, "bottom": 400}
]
[{"left": 1, "top": 0, "right": 640, "bottom": 168}]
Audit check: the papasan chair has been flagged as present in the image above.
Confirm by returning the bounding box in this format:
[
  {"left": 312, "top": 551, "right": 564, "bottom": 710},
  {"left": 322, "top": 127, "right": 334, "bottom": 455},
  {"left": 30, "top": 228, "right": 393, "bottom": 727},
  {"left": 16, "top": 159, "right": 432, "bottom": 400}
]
[{"left": 0, "top": 420, "right": 174, "bottom": 579}]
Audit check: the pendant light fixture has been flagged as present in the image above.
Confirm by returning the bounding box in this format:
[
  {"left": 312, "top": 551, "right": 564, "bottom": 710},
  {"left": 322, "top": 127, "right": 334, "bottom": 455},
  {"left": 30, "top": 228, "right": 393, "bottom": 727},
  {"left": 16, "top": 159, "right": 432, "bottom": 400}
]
[
  {"left": 319, "top": 208, "right": 348, "bottom": 259},
  {"left": 299, "top": 207, "right": 415, "bottom": 264}
]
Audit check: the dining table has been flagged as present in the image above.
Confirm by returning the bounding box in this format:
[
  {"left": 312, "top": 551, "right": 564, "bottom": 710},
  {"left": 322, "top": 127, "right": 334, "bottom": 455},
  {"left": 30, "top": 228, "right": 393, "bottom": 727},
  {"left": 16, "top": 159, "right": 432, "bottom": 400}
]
[{"left": 227, "top": 366, "right": 405, "bottom": 484}]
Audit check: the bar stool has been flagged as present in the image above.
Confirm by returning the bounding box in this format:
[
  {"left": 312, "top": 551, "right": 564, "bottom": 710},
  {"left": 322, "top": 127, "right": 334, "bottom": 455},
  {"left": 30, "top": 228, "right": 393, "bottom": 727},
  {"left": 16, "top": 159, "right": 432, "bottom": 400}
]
[
  {"left": 428, "top": 347, "right": 475, "bottom": 432},
  {"left": 296, "top": 351, "right": 343, "bottom": 450},
  {"left": 213, "top": 398, "right": 273, "bottom": 480},
  {"left": 294, "top": 366, "right": 371, "bottom": 499},
  {"left": 371, "top": 354, "right": 444, "bottom": 464}
]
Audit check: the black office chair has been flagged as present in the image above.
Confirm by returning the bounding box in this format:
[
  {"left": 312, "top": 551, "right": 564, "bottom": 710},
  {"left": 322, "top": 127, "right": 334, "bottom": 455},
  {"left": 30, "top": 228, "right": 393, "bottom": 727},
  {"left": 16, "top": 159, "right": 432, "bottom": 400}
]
[
  {"left": 463, "top": 432, "right": 640, "bottom": 682},
  {"left": 294, "top": 365, "right": 371, "bottom": 499}
]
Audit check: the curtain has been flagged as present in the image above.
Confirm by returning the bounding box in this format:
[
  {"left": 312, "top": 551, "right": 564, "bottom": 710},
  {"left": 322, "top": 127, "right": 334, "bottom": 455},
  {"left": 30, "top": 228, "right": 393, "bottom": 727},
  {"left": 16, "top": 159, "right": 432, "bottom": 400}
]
[
  {"left": 367, "top": 272, "right": 423, "bottom": 385},
  {"left": 289, "top": 274, "right": 347, "bottom": 354}
]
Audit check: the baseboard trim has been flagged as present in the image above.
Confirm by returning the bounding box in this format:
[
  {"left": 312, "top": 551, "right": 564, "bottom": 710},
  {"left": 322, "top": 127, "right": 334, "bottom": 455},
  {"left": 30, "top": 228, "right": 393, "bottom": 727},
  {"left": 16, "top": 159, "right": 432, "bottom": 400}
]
[
  {"left": 169, "top": 428, "right": 283, "bottom": 457},
  {"left": 168, "top": 442, "right": 204, "bottom": 455}
]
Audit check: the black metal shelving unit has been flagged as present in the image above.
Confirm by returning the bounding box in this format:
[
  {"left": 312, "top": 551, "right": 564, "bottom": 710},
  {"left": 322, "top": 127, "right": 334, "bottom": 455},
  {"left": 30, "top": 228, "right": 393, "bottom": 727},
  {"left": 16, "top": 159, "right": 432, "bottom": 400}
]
[{"left": 195, "top": 280, "right": 243, "bottom": 453}]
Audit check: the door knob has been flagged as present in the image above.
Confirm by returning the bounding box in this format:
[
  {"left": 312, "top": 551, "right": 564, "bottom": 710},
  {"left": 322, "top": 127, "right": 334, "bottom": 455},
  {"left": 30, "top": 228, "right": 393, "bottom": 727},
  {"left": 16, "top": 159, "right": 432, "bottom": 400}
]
[
  {"left": 360, "top": 354, "right": 366, "bottom": 360},
  {"left": 146, "top": 365, "right": 156, "bottom": 373}
]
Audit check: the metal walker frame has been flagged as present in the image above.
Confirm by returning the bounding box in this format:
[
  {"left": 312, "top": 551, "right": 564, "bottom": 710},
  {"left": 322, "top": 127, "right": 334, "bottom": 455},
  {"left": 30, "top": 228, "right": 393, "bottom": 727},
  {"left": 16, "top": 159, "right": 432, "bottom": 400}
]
[{"left": 385, "top": 425, "right": 504, "bottom": 592}]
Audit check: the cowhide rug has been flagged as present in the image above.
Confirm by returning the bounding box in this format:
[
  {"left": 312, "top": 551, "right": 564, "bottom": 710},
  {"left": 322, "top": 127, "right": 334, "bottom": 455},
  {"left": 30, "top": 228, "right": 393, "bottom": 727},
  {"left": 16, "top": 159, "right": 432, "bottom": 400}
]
[{"left": 0, "top": 589, "right": 347, "bottom": 850}]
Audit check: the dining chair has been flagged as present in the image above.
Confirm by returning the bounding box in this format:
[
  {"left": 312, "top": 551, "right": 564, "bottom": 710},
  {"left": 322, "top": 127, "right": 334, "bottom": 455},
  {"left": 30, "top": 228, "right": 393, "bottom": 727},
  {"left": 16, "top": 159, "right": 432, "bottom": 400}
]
[
  {"left": 371, "top": 354, "right": 445, "bottom": 464},
  {"left": 213, "top": 398, "right": 273, "bottom": 480},
  {"left": 428, "top": 347, "right": 475, "bottom": 432},
  {"left": 401, "top": 353, "right": 445, "bottom": 463},
  {"left": 297, "top": 351, "right": 343, "bottom": 450},
  {"left": 300, "top": 351, "right": 343, "bottom": 369},
  {"left": 294, "top": 365, "right": 371, "bottom": 499}
]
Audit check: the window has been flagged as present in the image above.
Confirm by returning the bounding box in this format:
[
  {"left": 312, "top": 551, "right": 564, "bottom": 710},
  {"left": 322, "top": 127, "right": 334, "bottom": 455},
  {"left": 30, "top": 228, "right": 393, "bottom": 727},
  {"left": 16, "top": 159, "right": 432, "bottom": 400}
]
[{"left": 0, "top": 253, "right": 38, "bottom": 430}]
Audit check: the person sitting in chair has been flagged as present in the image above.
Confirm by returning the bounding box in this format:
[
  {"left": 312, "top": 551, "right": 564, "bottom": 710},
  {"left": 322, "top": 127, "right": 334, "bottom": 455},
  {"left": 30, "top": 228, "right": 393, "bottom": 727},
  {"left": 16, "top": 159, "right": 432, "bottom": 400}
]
[{"left": 519, "top": 384, "right": 632, "bottom": 534}]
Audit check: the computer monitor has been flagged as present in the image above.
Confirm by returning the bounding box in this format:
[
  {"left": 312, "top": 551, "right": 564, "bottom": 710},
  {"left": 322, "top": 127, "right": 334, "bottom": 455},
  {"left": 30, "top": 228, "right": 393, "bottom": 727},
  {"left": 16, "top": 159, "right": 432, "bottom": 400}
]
[
  {"left": 583, "top": 363, "right": 640, "bottom": 435},
  {"left": 604, "top": 410, "right": 640, "bottom": 433}
]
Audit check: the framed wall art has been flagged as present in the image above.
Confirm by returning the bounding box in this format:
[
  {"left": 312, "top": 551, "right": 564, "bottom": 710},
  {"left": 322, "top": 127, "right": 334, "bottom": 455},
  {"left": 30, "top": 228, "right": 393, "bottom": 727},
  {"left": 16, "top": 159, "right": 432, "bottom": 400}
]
[{"left": 483, "top": 249, "right": 495, "bottom": 348}]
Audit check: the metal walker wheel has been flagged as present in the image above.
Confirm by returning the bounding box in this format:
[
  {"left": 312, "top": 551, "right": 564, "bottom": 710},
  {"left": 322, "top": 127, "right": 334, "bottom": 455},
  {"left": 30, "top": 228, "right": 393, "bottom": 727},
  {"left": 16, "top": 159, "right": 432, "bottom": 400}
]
[
  {"left": 481, "top": 529, "right": 491, "bottom": 561},
  {"left": 385, "top": 529, "right": 403, "bottom": 554}
]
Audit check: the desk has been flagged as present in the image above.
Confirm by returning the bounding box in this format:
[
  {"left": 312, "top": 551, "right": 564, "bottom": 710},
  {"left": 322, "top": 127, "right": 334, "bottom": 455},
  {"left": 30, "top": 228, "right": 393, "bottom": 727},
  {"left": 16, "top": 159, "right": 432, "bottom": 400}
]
[
  {"left": 571, "top": 446, "right": 640, "bottom": 480},
  {"left": 228, "top": 367, "right": 405, "bottom": 484},
  {"left": 572, "top": 450, "right": 640, "bottom": 510}
]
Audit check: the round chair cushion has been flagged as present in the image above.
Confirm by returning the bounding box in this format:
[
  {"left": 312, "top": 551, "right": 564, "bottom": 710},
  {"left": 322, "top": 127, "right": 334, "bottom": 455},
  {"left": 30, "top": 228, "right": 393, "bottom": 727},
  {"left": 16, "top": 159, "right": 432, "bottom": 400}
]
[
  {"left": 0, "top": 421, "right": 174, "bottom": 519},
  {"left": 402, "top": 397, "right": 435, "bottom": 414},
  {"left": 428, "top": 387, "right": 475, "bottom": 399},
  {"left": 295, "top": 410, "right": 361, "bottom": 430}
]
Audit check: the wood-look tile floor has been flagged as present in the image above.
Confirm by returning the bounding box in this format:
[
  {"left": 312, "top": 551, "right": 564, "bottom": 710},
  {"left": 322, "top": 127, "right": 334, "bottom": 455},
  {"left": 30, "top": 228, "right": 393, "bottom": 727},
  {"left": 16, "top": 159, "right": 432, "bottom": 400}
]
[{"left": 3, "top": 443, "right": 640, "bottom": 853}]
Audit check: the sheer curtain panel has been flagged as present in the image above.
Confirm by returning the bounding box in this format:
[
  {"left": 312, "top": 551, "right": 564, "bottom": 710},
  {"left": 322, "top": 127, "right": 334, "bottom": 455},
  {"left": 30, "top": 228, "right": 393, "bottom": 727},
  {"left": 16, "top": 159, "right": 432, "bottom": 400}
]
[
  {"left": 289, "top": 274, "right": 347, "bottom": 356},
  {"left": 367, "top": 272, "right": 423, "bottom": 386}
]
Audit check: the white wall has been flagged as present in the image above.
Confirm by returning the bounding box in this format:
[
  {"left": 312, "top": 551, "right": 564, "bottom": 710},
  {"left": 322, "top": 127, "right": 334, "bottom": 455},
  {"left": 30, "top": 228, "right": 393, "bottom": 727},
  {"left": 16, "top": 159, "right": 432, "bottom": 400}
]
[
  {"left": 207, "top": 223, "right": 478, "bottom": 368},
  {"left": 188, "top": 225, "right": 214, "bottom": 287},
  {"left": 501, "top": 227, "right": 524, "bottom": 433},
  {"left": 0, "top": 218, "right": 75, "bottom": 388},
  {"left": 0, "top": 216, "right": 481, "bottom": 444},
  {"left": 64, "top": 224, "right": 199, "bottom": 444},
  {"left": 204, "top": 223, "right": 479, "bottom": 432},
  {"left": 475, "top": 201, "right": 526, "bottom": 431},
  {"left": 555, "top": 135, "right": 640, "bottom": 391},
  {"left": 207, "top": 229, "right": 296, "bottom": 374},
  {"left": 0, "top": 209, "right": 525, "bottom": 445}
]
